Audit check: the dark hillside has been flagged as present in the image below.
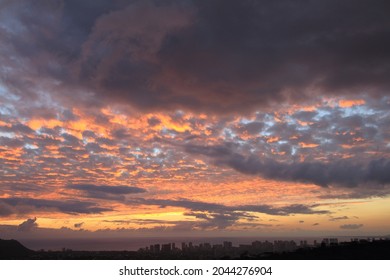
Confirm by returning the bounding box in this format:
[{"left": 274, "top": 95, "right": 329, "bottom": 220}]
[{"left": 0, "top": 239, "right": 34, "bottom": 259}]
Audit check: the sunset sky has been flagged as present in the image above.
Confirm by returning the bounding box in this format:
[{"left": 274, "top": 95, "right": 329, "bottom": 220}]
[{"left": 1, "top": 0, "right": 390, "bottom": 241}]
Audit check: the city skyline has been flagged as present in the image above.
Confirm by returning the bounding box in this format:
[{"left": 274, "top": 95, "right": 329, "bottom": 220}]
[
  {"left": 1, "top": 0, "right": 390, "bottom": 244},
  {"left": 2, "top": 236, "right": 389, "bottom": 260}
]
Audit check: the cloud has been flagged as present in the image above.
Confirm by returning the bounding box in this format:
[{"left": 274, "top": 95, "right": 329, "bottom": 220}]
[
  {"left": 68, "top": 184, "right": 147, "bottom": 201},
  {"left": 74, "top": 222, "right": 84, "bottom": 228},
  {"left": 103, "top": 219, "right": 178, "bottom": 225},
  {"left": 2, "top": 0, "right": 390, "bottom": 114},
  {"left": 236, "top": 122, "right": 264, "bottom": 135},
  {"left": 61, "top": 133, "right": 81, "bottom": 146},
  {"left": 0, "top": 0, "right": 389, "bottom": 237},
  {"left": 89, "top": 198, "right": 329, "bottom": 230},
  {"left": 235, "top": 204, "right": 329, "bottom": 216},
  {"left": 0, "top": 198, "right": 112, "bottom": 216},
  {"left": 184, "top": 143, "right": 390, "bottom": 188},
  {"left": 103, "top": 213, "right": 269, "bottom": 231},
  {"left": 312, "top": 223, "right": 319, "bottom": 226},
  {"left": 183, "top": 211, "right": 257, "bottom": 230},
  {"left": 0, "top": 123, "right": 35, "bottom": 135},
  {"left": 69, "top": 184, "right": 147, "bottom": 195},
  {"left": 133, "top": 197, "right": 328, "bottom": 217},
  {"left": 0, "top": 198, "right": 332, "bottom": 235},
  {"left": 18, "top": 217, "right": 38, "bottom": 232},
  {"left": 329, "top": 216, "right": 349, "bottom": 222},
  {"left": 0, "top": 137, "right": 24, "bottom": 148},
  {"left": 340, "top": 224, "right": 364, "bottom": 229},
  {"left": 0, "top": 202, "right": 14, "bottom": 216}
]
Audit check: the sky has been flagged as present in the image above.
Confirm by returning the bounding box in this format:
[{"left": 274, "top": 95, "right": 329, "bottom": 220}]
[{"left": 1, "top": 0, "right": 390, "bottom": 242}]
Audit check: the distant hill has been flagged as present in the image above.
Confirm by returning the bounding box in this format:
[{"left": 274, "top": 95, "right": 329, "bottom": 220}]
[{"left": 0, "top": 239, "right": 35, "bottom": 259}]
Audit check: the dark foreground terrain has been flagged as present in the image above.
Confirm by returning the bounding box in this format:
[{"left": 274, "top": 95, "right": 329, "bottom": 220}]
[{"left": 1, "top": 238, "right": 389, "bottom": 260}]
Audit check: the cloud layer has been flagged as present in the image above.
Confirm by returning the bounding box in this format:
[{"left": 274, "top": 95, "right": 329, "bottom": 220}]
[
  {"left": 0, "top": 197, "right": 112, "bottom": 216},
  {"left": 1, "top": 0, "right": 390, "bottom": 113},
  {"left": 0, "top": 0, "right": 389, "bottom": 236},
  {"left": 185, "top": 143, "right": 390, "bottom": 188}
]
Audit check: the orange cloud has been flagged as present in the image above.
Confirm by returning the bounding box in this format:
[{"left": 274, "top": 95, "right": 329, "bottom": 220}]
[
  {"left": 338, "top": 99, "right": 365, "bottom": 108},
  {"left": 266, "top": 136, "right": 279, "bottom": 143},
  {"left": 28, "top": 119, "right": 63, "bottom": 130},
  {"left": 299, "top": 142, "right": 319, "bottom": 148}
]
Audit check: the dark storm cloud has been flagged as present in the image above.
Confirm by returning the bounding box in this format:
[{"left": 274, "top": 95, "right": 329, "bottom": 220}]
[
  {"left": 68, "top": 184, "right": 147, "bottom": 201},
  {"left": 91, "top": 0, "right": 390, "bottom": 112},
  {"left": 184, "top": 143, "right": 390, "bottom": 188},
  {"left": 2, "top": 0, "right": 390, "bottom": 113},
  {"left": 0, "top": 197, "right": 112, "bottom": 216},
  {"left": 0, "top": 0, "right": 126, "bottom": 66}
]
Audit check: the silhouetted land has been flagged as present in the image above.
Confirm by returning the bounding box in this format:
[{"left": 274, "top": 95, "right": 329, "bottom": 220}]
[
  {"left": 1, "top": 237, "right": 390, "bottom": 260},
  {"left": 0, "top": 239, "right": 34, "bottom": 259}
]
